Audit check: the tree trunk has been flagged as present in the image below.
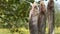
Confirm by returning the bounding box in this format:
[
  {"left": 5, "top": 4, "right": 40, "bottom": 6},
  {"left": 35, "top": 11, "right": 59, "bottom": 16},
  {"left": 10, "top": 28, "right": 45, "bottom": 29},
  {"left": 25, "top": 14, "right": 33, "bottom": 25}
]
[
  {"left": 47, "top": 0, "right": 55, "bottom": 34},
  {"left": 38, "top": 1, "right": 46, "bottom": 34},
  {"left": 29, "top": 7, "right": 39, "bottom": 34}
]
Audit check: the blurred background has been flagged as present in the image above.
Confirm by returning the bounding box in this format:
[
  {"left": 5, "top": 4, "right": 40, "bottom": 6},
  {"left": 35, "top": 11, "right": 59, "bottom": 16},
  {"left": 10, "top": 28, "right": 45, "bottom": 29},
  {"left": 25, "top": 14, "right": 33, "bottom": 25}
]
[{"left": 0, "top": 0, "right": 60, "bottom": 34}]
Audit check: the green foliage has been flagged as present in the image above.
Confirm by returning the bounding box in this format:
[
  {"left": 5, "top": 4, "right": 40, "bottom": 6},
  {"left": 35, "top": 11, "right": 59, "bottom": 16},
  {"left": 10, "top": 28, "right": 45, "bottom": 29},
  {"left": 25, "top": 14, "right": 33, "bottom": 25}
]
[
  {"left": 55, "top": 12, "right": 60, "bottom": 27},
  {"left": 0, "top": 0, "right": 33, "bottom": 28}
]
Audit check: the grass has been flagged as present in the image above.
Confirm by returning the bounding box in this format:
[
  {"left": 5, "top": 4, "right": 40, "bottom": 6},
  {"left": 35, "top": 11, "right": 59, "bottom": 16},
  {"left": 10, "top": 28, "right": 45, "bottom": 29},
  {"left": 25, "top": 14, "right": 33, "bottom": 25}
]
[
  {"left": 20, "top": 27, "right": 60, "bottom": 34},
  {"left": 0, "top": 27, "right": 60, "bottom": 34}
]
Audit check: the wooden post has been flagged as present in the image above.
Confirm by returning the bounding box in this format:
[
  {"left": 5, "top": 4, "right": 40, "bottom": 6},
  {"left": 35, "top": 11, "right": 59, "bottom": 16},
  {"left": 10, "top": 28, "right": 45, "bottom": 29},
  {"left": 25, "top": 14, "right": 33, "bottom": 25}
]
[
  {"left": 47, "top": 0, "right": 55, "bottom": 34},
  {"left": 38, "top": 0, "right": 46, "bottom": 34},
  {"left": 29, "top": 2, "right": 39, "bottom": 34}
]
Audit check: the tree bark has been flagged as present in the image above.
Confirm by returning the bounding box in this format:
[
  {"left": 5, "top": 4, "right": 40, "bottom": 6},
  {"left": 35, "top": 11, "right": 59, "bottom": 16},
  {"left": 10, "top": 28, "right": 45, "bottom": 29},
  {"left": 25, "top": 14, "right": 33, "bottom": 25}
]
[
  {"left": 38, "top": 1, "right": 46, "bottom": 34},
  {"left": 47, "top": 0, "right": 55, "bottom": 34},
  {"left": 29, "top": 6, "right": 39, "bottom": 34}
]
